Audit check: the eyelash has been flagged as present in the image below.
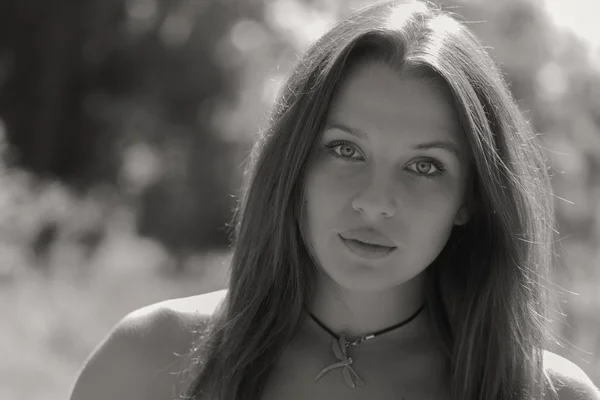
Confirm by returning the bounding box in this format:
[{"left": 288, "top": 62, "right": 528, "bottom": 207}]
[{"left": 324, "top": 140, "right": 447, "bottom": 179}]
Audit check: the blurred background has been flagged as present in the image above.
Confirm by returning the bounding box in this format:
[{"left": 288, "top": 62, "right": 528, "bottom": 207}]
[{"left": 0, "top": 0, "right": 598, "bottom": 398}]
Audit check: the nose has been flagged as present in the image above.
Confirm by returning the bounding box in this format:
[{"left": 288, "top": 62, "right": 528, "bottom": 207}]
[{"left": 351, "top": 176, "right": 397, "bottom": 220}]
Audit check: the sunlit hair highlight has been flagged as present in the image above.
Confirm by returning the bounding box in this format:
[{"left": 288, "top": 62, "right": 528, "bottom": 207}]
[{"left": 182, "top": 1, "right": 559, "bottom": 399}]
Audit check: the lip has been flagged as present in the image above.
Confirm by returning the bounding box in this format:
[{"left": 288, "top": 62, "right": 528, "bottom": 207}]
[
  {"left": 339, "top": 234, "right": 397, "bottom": 260},
  {"left": 339, "top": 228, "right": 397, "bottom": 248}
]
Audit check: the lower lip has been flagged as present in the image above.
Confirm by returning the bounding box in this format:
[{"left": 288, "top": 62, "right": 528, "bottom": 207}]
[{"left": 339, "top": 235, "right": 396, "bottom": 259}]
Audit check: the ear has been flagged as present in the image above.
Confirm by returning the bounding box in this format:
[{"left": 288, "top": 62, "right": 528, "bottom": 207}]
[{"left": 453, "top": 203, "right": 470, "bottom": 226}]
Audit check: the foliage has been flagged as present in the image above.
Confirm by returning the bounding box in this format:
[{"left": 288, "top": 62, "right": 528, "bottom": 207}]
[{"left": 0, "top": 0, "right": 265, "bottom": 259}]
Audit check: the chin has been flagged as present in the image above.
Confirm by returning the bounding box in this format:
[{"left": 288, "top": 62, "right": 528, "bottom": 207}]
[
  {"left": 318, "top": 256, "right": 430, "bottom": 293},
  {"left": 340, "top": 278, "right": 395, "bottom": 292},
  {"left": 320, "top": 262, "right": 404, "bottom": 292}
]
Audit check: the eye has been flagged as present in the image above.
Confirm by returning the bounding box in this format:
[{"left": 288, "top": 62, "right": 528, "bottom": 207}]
[
  {"left": 325, "top": 141, "right": 364, "bottom": 161},
  {"left": 406, "top": 159, "right": 446, "bottom": 178}
]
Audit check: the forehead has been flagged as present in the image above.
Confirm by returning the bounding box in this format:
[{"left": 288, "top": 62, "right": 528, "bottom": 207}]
[{"left": 326, "top": 63, "right": 466, "bottom": 149}]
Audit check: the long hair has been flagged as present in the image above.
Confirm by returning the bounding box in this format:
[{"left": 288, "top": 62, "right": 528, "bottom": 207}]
[{"left": 182, "top": 1, "right": 558, "bottom": 399}]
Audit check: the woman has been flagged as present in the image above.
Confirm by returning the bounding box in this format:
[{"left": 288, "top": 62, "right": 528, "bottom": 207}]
[{"left": 70, "top": 1, "right": 600, "bottom": 399}]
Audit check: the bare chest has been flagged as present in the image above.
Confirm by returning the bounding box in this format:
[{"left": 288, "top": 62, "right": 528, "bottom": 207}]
[{"left": 261, "top": 335, "right": 448, "bottom": 400}]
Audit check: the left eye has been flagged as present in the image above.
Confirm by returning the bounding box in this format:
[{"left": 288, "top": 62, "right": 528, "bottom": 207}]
[{"left": 407, "top": 160, "right": 443, "bottom": 176}]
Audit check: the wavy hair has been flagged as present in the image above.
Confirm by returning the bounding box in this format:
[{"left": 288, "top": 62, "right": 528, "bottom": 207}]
[{"left": 182, "top": 1, "right": 558, "bottom": 399}]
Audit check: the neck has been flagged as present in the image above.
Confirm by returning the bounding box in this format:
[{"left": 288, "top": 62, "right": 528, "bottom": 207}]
[{"left": 305, "top": 271, "right": 429, "bottom": 341}]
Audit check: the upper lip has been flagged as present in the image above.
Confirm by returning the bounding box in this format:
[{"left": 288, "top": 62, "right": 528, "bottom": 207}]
[{"left": 339, "top": 228, "right": 397, "bottom": 248}]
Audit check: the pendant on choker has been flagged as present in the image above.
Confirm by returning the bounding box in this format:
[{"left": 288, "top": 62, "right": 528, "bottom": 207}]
[
  {"left": 314, "top": 333, "right": 365, "bottom": 388},
  {"left": 308, "top": 304, "right": 427, "bottom": 389}
]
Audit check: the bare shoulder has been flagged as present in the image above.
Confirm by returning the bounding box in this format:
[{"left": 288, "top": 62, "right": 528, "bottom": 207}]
[
  {"left": 543, "top": 350, "right": 600, "bottom": 400},
  {"left": 69, "top": 288, "right": 228, "bottom": 400}
]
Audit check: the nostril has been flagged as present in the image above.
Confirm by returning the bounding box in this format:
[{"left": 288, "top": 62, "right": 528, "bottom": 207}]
[{"left": 351, "top": 192, "right": 397, "bottom": 219}]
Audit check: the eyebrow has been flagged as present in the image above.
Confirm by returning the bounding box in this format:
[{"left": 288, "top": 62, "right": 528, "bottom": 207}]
[{"left": 324, "top": 122, "right": 462, "bottom": 160}]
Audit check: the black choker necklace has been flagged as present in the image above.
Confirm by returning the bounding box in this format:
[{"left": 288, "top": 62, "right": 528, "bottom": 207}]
[{"left": 306, "top": 304, "right": 426, "bottom": 388}]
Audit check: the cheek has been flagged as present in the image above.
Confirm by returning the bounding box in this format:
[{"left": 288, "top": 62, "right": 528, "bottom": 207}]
[
  {"left": 408, "top": 183, "right": 462, "bottom": 213},
  {"left": 404, "top": 184, "right": 464, "bottom": 247},
  {"left": 306, "top": 163, "right": 360, "bottom": 206},
  {"left": 303, "top": 166, "right": 358, "bottom": 240}
]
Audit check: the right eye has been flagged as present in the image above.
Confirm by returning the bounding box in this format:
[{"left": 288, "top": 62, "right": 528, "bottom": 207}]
[{"left": 325, "top": 141, "right": 365, "bottom": 162}]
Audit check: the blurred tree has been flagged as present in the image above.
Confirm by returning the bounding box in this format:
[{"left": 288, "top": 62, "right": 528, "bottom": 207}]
[
  {"left": 0, "top": 0, "right": 267, "bottom": 270},
  {"left": 0, "top": 0, "right": 124, "bottom": 186}
]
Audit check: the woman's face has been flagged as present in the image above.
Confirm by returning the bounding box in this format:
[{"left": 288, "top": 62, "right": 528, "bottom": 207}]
[{"left": 303, "top": 63, "right": 471, "bottom": 292}]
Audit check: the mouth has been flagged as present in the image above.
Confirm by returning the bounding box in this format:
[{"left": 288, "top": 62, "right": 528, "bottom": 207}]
[{"left": 338, "top": 234, "right": 397, "bottom": 259}]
